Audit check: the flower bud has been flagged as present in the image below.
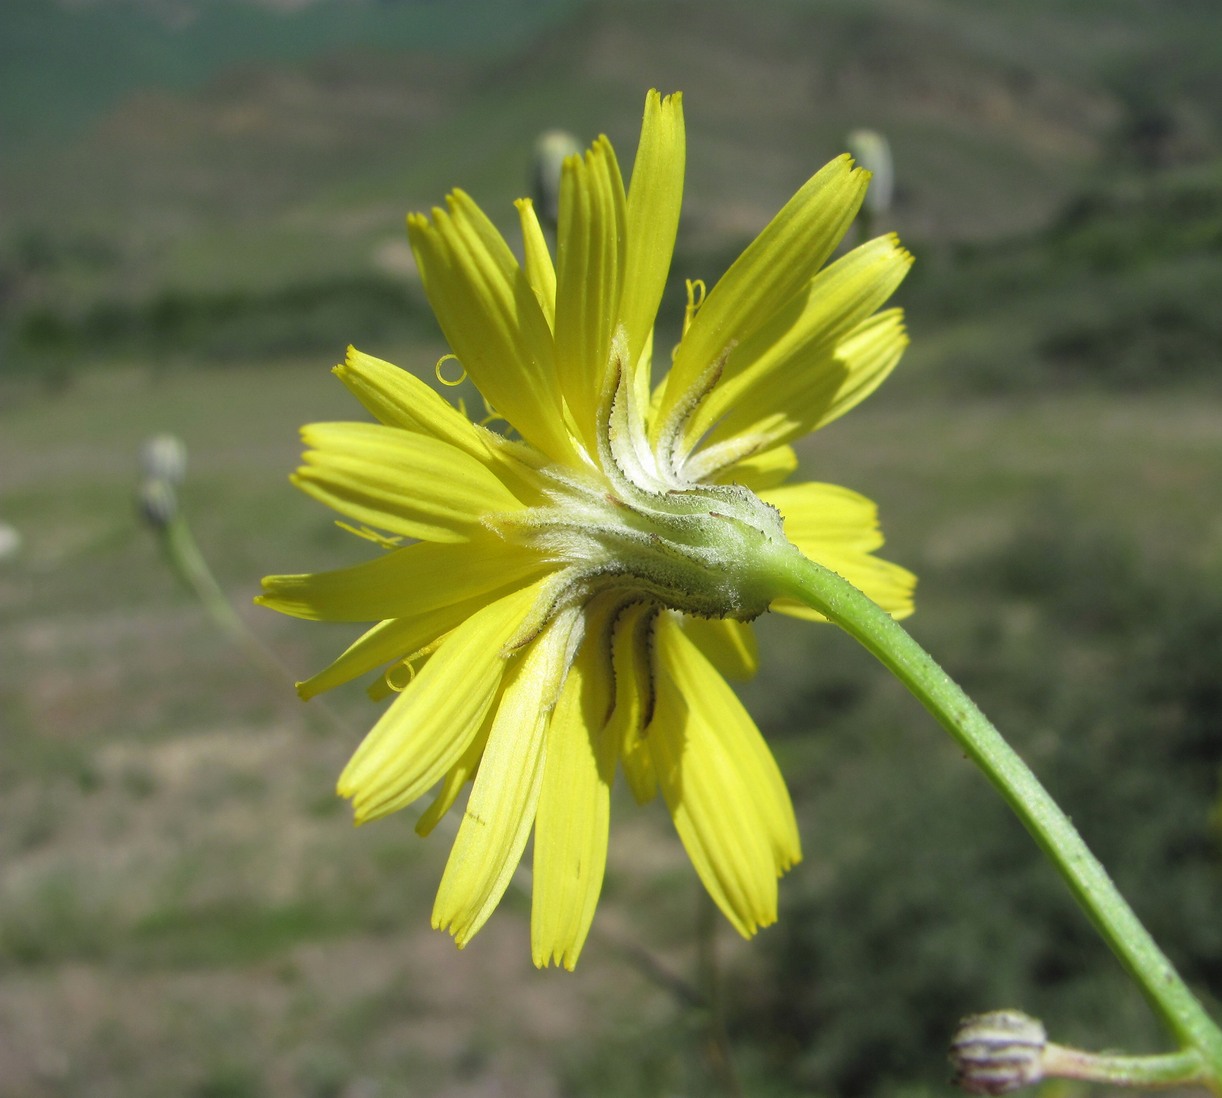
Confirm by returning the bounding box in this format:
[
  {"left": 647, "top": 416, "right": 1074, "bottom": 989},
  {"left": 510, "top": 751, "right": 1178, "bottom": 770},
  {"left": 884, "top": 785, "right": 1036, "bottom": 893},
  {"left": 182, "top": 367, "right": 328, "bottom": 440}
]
[
  {"left": 0, "top": 521, "right": 21, "bottom": 563},
  {"left": 846, "top": 128, "right": 894, "bottom": 216},
  {"left": 137, "top": 477, "right": 178, "bottom": 529},
  {"left": 949, "top": 1010, "right": 1047, "bottom": 1095},
  {"left": 531, "top": 129, "right": 582, "bottom": 227},
  {"left": 140, "top": 434, "right": 187, "bottom": 486}
]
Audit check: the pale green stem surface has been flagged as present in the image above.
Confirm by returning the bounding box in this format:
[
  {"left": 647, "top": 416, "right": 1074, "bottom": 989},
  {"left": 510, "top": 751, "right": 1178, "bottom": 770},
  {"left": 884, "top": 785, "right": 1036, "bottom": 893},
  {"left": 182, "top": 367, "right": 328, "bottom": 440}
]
[
  {"left": 768, "top": 548, "right": 1222, "bottom": 1094},
  {"left": 1042, "top": 1045, "right": 1207, "bottom": 1090},
  {"left": 160, "top": 514, "right": 292, "bottom": 684},
  {"left": 162, "top": 516, "right": 248, "bottom": 639}
]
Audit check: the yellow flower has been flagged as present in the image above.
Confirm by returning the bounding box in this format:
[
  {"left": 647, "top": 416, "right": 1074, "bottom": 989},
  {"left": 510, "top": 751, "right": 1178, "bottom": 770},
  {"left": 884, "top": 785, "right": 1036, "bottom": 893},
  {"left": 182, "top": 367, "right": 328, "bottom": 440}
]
[{"left": 259, "top": 90, "right": 915, "bottom": 968}]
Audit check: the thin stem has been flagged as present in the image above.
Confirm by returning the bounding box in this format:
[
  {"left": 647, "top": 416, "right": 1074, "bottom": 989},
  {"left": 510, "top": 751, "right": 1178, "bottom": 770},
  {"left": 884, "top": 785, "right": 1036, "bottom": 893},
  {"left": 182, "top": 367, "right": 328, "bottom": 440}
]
[
  {"left": 153, "top": 510, "right": 353, "bottom": 740},
  {"left": 161, "top": 515, "right": 286, "bottom": 680},
  {"left": 1042, "top": 1045, "right": 1208, "bottom": 1090},
  {"left": 768, "top": 548, "right": 1222, "bottom": 1093},
  {"left": 696, "top": 889, "right": 744, "bottom": 1098},
  {"left": 595, "top": 923, "right": 705, "bottom": 1008}
]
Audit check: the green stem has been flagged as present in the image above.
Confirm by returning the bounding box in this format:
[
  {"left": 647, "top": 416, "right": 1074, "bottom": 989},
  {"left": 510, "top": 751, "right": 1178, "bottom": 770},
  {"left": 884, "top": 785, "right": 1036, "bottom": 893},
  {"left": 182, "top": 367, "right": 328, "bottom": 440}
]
[
  {"left": 162, "top": 516, "right": 248, "bottom": 639},
  {"left": 159, "top": 514, "right": 292, "bottom": 683},
  {"left": 1042, "top": 1046, "right": 1208, "bottom": 1090},
  {"left": 768, "top": 548, "right": 1222, "bottom": 1093}
]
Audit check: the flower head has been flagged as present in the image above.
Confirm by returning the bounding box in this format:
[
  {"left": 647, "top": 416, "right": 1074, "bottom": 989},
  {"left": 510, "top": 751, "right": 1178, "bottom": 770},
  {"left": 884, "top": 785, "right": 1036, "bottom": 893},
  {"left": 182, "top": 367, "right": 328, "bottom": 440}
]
[{"left": 259, "top": 90, "right": 915, "bottom": 968}]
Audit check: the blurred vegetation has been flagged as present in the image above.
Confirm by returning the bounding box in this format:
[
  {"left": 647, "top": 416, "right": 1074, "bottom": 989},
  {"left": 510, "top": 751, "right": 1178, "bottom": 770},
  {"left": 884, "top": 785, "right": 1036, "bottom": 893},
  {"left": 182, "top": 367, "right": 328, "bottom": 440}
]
[
  {"left": 2, "top": 0, "right": 1222, "bottom": 1096},
  {"left": 4, "top": 0, "right": 1222, "bottom": 401},
  {"left": 9, "top": 273, "right": 435, "bottom": 379},
  {"left": 737, "top": 505, "right": 1222, "bottom": 1095},
  {"left": 899, "top": 162, "right": 1222, "bottom": 393}
]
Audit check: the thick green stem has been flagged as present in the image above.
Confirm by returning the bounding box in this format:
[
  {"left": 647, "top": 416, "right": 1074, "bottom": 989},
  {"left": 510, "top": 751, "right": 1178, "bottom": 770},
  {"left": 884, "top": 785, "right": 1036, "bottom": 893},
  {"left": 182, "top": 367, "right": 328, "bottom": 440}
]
[{"left": 768, "top": 548, "right": 1222, "bottom": 1093}]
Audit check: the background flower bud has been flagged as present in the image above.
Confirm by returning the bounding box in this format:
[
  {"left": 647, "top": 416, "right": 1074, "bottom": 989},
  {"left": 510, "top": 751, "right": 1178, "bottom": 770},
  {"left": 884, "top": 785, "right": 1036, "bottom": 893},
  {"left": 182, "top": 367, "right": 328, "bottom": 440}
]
[
  {"left": 139, "top": 433, "right": 187, "bottom": 486},
  {"left": 531, "top": 129, "right": 582, "bottom": 227},
  {"left": 846, "top": 128, "right": 894, "bottom": 217},
  {"left": 949, "top": 1010, "right": 1047, "bottom": 1095}
]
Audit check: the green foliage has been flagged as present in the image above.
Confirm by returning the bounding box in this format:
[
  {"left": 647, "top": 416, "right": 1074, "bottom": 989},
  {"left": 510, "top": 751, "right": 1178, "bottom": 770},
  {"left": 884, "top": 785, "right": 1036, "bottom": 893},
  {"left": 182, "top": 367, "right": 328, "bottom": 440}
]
[
  {"left": 898, "top": 164, "right": 1222, "bottom": 394},
  {"left": 5, "top": 275, "right": 435, "bottom": 378},
  {"left": 1033, "top": 169, "right": 1222, "bottom": 386},
  {"left": 130, "top": 901, "right": 356, "bottom": 968}
]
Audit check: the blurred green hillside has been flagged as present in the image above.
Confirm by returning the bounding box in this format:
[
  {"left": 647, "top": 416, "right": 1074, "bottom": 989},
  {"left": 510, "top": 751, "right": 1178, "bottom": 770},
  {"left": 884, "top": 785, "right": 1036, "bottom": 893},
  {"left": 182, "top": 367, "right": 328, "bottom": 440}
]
[
  {"left": 2, "top": 3, "right": 1221, "bottom": 1097},
  {"left": 0, "top": 0, "right": 586, "bottom": 157},
  {"left": 3, "top": 0, "right": 1221, "bottom": 392}
]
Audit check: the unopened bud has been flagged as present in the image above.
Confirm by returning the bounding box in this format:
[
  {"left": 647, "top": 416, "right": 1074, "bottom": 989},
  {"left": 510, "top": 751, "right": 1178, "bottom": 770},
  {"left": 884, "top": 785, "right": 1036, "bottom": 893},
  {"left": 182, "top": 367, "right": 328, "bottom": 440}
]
[
  {"left": 138, "top": 477, "right": 179, "bottom": 529},
  {"left": 949, "top": 1010, "right": 1047, "bottom": 1095},
  {"left": 140, "top": 434, "right": 187, "bottom": 486},
  {"left": 531, "top": 129, "right": 582, "bottom": 227},
  {"left": 846, "top": 129, "right": 894, "bottom": 216},
  {"left": 0, "top": 521, "right": 21, "bottom": 563}
]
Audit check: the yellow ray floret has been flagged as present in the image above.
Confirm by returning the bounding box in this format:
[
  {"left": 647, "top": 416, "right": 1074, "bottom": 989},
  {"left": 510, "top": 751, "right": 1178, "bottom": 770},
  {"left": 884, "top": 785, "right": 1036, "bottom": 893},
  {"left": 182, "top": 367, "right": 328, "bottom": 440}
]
[{"left": 260, "top": 88, "right": 915, "bottom": 966}]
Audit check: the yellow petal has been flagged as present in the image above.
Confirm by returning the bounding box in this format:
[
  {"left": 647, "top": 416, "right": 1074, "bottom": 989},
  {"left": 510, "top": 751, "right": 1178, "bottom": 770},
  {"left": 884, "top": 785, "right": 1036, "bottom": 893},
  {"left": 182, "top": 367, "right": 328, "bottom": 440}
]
[
  {"left": 296, "top": 605, "right": 479, "bottom": 700},
  {"left": 258, "top": 530, "right": 547, "bottom": 622},
  {"left": 689, "top": 236, "right": 912, "bottom": 449},
  {"left": 657, "top": 616, "right": 800, "bottom": 876},
  {"left": 407, "top": 191, "right": 574, "bottom": 463},
  {"left": 804, "top": 308, "right": 909, "bottom": 434},
  {"left": 681, "top": 616, "right": 759, "bottom": 681},
  {"left": 709, "top": 308, "right": 909, "bottom": 454},
  {"left": 763, "top": 481, "right": 916, "bottom": 619},
  {"left": 516, "top": 198, "right": 557, "bottom": 330},
  {"left": 414, "top": 696, "right": 497, "bottom": 837},
  {"left": 712, "top": 443, "right": 798, "bottom": 491},
  {"left": 554, "top": 136, "right": 627, "bottom": 452},
  {"left": 649, "top": 615, "right": 801, "bottom": 937},
  {"left": 607, "top": 602, "right": 658, "bottom": 805},
  {"left": 657, "top": 154, "right": 868, "bottom": 432},
  {"left": 620, "top": 90, "right": 685, "bottom": 389},
  {"left": 433, "top": 608, "right": 580, "bottom": 948},
  {"left": 334, "top": 347, "right": 485, "bottom": 453},
  {"left": 293, "top": 422, "right": 523, "bottom": 543},
  {"left": 761, "top": 482, "right": 884, "bottom": 553},
  {"left": 337, "top": 582, "right": 544, "bottom": 824},
  {"left": 531, "top": 611, "right": 617, "bottom": 970},
  {"left": 335, "top": 346, "right": 550, "bottom": 502}
]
